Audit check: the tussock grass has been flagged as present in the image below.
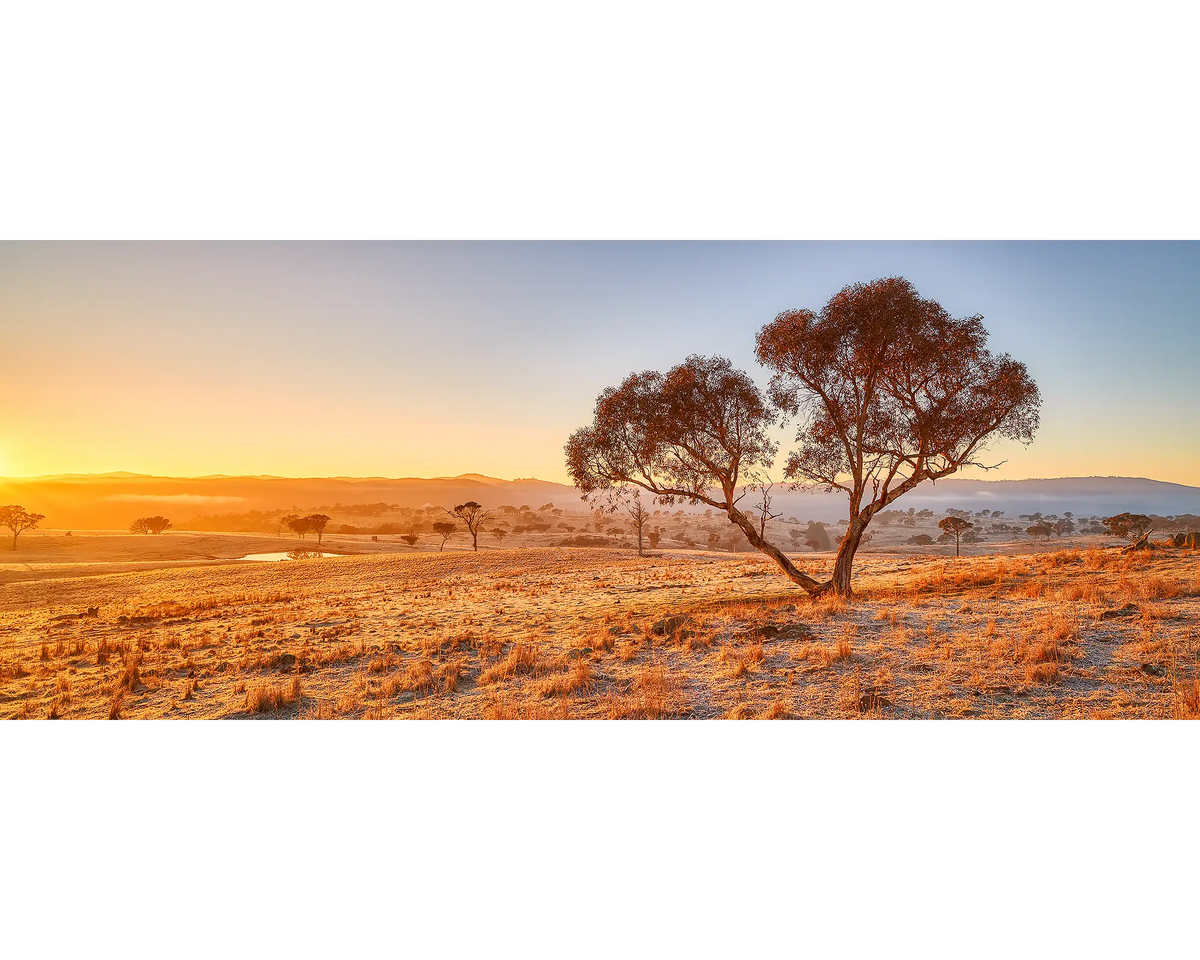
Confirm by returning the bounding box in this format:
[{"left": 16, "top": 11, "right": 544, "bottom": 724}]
[
  {"left": 479, "top": 644, "right": 558, "bottom": 686},
  {"left": 606, "top": 664, "right": 683, "bottom": 719},
  {"left": 7, "top": 541, "right": 1200, "bottom": 720},
  {"left": 245, "top": 678, "right": 302, "bottom": 713}
]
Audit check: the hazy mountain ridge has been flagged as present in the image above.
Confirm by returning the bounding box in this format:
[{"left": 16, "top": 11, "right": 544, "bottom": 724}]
[{"left": 1, "top": 473, "right": 1196, "bottom": 530}]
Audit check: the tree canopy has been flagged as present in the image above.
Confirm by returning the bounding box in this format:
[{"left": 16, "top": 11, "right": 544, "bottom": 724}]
[
  {"left": 937, "top": 516, "right": 973, "bottom": 557},
  {"left": 305, "top": 514, "right": 331, "bottom": 544},
  {"left": 448, "top": 502, "right": 491, "bottom": 551},
  {"left": 566, "top": 278, "right": 1041, "bottom": 597},
  {"left": 1, "top": 505, "right": 46, "bottom": 549},
  {"left": 1102, "top": 512, "right": 1153, "bottom": 545},
  {"left": 432, "top": 521, "right": 456, "bottom": 551},
  {"left": 129, "top": 516, "right": 172, "bottom": 535}
]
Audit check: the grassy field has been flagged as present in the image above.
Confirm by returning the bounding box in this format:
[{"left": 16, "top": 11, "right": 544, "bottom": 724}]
[{"left": 3, "top": 531, "right": 1199, "bottom": 719}]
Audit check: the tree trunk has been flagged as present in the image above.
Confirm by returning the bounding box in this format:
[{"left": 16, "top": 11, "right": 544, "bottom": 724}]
[
  {"left": 830, "top": 518, "right": 868, "bottom": 598},
  {"left": 955, "top": 535, "right": 960, "bottom": 558},
  {"left": 637, "top": 526, "right": 643, "bottom": 556},
  {"left": 726, "top": 507, "right": 829, "bottom": 595}
]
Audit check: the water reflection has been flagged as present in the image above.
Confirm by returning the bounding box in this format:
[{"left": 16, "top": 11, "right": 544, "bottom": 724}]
[{"left": 237, "top": 551, "right": 337, "bottom": 562}]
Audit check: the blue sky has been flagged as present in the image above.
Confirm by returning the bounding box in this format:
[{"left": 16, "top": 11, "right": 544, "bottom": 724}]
[{"left": 2, "top": 241, "right": 1197, "bottom": 484}]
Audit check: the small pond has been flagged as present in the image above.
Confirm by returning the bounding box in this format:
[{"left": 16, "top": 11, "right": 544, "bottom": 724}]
[{"left": 236, "top": 551, "right": 340, "bottom": 562}]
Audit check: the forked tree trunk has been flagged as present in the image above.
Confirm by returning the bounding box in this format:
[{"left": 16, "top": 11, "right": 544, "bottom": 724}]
[
  {"left": 830, "top": 517, "right": 869, "bottom": 598},
  {"left": 726, "top": 507, "right": 830, "bottom": 595},
  {"left": 734, "top": 507, "right": 871, "bottom": 599}
]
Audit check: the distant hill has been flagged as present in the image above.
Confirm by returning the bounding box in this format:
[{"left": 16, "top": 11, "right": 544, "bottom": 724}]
[
  {"left": 764, "top": 476, "right": 1200, "bottom": 523},
  {"left": 0, "top": 473, "right": 582, "bottom": 530},
  {"left": 1, "top": 472, "right": 1196, "bottom": 531}
]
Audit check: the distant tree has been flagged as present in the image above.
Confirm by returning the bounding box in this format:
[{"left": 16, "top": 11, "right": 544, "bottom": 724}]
[
  {"left": 907, "top": 534, "right": 935, "bottom": 545},
  {"left": 804, "top": 520, "right": 831, "bottom": 551},
  {"left": 281, "top": 514, "right": 301, "bottom": 537},
  {"left": 432, "top": 521, "right": 456, "bottom": 551},
  {"left": 130, "top": 516, "right": 172, "bottom": 535},
  {"left": 707, "top": 531, "right": 722, "bottom": 552},
  {"left": 1026, "top": 522, "right": 1053, "bottom": 540},
  {"left": 288, "top": 516, "right": 313, "bottom": 539},
  {"left": 400, "top": 534, "right": 419, "bottom": 547},
  {"left": 490, "top": 528, "right": 508, "bottom": 547},
  {"left": 1052, "top": 518, "right": 1075, "bottom": 537},
  {"left": 647, "top": 530, "right": 661, "bottom": 550},
  {"left": 305, "top": 514, "right": 331, "bottom": 544},
  {"left": 938, "top": 516, "right": 973, "bottom": 557},
  {"left": 1, "top": 505, "right": 46, "bottom": 549},
  {"left": 1102, "top": 512, "right": 1153, "bottom": 547},
  {"left": 448, "top": 501, "right": 491, "bottom": 551},
  {"left": 624, "top": 492, "right": 650, "bottom": 556}
]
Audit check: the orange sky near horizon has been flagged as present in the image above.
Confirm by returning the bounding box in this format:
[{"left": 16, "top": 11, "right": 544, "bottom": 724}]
[{"left": 3, "top": 242, "right": 1199, "bottom": 488}]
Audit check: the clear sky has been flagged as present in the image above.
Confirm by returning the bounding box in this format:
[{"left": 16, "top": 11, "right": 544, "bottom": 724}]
[{"left": 2, "top": 241, "right": 1197, "bottom": 485}]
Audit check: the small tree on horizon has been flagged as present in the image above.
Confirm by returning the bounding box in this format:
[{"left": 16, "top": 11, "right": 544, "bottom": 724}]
[
  {"left": 287, "top": 516, "right": 313, "bottom": 539},
  {"left": 1102, "top": 512, "right": 1153, "bottom": 547},
  {"left": 938, "top": 516, "right": 973, "bottom": 557},
  {"left": 129, "top": 516, "right": 172, "bottom": 535},
  {"left": 432, "top": 521, "right": 456, "bottom": 551},
  {"left": 624, "top": 492, "right": 650, "bottom": 556},
  {"left": 1026, "top": 521, "right": 1053, "bottom": 540},
  {"left": 304, "top": 514, "right": 331, "bottom": 544},
  {"left": 448, "top": 502, "right": 491, "bottom": 551},
  {"left": 1, "top": 505, "right": 46, "bottom": 549},
  {"left": 400, "top": 534, "right": 419, "bottom": 547}
]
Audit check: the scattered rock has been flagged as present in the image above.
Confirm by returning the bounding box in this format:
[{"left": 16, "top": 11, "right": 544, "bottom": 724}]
[
  {"left": 1100, "top": 604, "right": 1139, "bottom": 620},
  {"left": 277, "top": 653, "right": 297, "bottom": 672},
  {"left": 1141, "top": 662, "right": 1165, "bottom": 677},
  {"left": 1173, "top": 531, "right": 1200, "bottom": 549}
]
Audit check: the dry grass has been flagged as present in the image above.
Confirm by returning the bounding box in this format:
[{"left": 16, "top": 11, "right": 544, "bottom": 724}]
[
  {"left": 245, "top": 678, "right": 302, "bottom": 714},
  {"left": 5, "top": 538, "right": 1200, "bottom": 719}
]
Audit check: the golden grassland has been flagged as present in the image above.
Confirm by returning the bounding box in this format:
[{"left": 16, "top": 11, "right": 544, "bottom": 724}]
[{"left": 2, "top": 539, "right": 1199, "bottom": 719}]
